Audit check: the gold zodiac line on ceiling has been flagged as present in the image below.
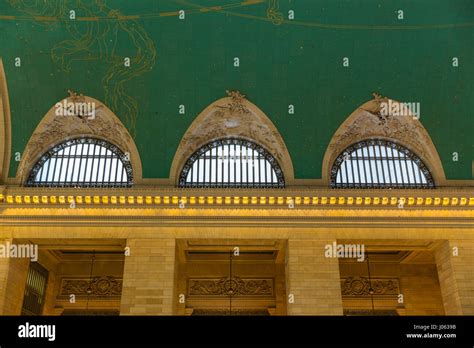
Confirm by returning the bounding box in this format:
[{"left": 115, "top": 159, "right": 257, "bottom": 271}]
[
  {"left": 177, "top": 0, "right": 474, "bottom": 30},
  {"left": 1, "top": 0, "right": 473, "bottom": 30},
  {"left": 0, "top": 0, "right": 264, "bottom": 22}
]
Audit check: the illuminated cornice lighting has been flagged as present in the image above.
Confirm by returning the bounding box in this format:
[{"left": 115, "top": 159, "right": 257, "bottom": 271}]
[{"left": 0, "top": 194, "right": 472, "bottom": 208}]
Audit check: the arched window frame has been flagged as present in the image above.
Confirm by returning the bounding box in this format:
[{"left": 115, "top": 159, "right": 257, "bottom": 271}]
[
  {"left": 330, "top": 139, "right": 435, "bottom": 189},
  {"left": 178, "top": 138, "right": 285, "bottom": 188},
  {"left": 26, "top": 137, "right": 133, "bottom": 188}
]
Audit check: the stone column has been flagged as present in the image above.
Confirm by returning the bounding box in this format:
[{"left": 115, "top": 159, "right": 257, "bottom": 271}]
[
  {"left": 0, "top": 239, "right": 30, "bottom": 315},
  {"left": 0, "top": 239, "right": 10, "bottom": 314},
  {"left": 286, "top": 239, "right": 343, "bottom": 315},
  {"left": 120, "top": 239, "right": 176, "bottom": 315},
  {"left": 435, "top": 240, "right": 474, "bottom": 315}
]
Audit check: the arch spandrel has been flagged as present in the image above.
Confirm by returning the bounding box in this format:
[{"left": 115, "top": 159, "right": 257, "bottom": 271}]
[
  {"left": 322, "top": 94, "right": 446, "bottom": 187},
  {"left": 16, "top": 92, "right": 142, "bottom": 185},
  {"left": 170, "top": 91, "right": 294, "bottom": 186}
]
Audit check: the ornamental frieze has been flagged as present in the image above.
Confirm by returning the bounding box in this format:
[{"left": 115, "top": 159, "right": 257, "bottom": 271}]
[
  {"left": 341, "top": 277, "right": 399, "bottom": 296},
  {"left": 60, "top": 276, "right": 122, "bottom": 297},
  {"left": 188, "top": 277, "right": 274, "bottom": 296}
]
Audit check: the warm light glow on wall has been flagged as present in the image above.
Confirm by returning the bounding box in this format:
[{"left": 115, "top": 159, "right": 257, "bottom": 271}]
[{"left": 0, "top": 193, "right": 470, "bottom": 209}]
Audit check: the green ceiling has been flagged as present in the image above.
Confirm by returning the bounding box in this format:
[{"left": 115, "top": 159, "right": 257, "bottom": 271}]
[{"left": 1, "top": 0, "right": 473, "bottom": 180}]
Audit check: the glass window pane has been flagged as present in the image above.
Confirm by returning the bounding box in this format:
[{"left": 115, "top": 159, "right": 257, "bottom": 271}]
[
  {"left": 179, "top": 139, "right": 284, "bottom": 188},
  {"left": 331, "top": 140, "right": 433, "bottom": 189},
  {"left": 26, "top": 138, "right": 132, "bottom": 187}
]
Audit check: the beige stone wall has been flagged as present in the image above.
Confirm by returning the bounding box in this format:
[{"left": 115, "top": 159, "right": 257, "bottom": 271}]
[
  {"left": 400, "top": 264, "right": 444, "bottom": 315},
  {"left": 339, "top": 262, "right": 444, "bottom": 315},
  {"left": 0, "top": 239, "right": 11, "bottom": 314},
  {"left": 435, "top": 240, "right": 474, "bottom": 315},
  {"left": 286, "top": 239, "right": 343, "bottom": 315},
  {"left": 2, "top": 257, "right": 29, "bottom": 315},
  {"left": 120, "top": 239, "right": 176, "bottom": 315}
]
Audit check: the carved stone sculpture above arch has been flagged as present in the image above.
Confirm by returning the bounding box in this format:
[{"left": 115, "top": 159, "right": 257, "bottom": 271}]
[
  {"left": 170, "top": 90, "right": 294, "bottom": 186},
  {"left": 16, "top": 92, "right": 142, "bottom": 185},
  {"left": 322, "top": 94, "right": 446, "bottom": 187}
]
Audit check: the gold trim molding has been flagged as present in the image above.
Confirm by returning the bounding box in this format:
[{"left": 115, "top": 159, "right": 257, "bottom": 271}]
[{"left": 0, "top": 192, "right": 472, "bottom": 208}]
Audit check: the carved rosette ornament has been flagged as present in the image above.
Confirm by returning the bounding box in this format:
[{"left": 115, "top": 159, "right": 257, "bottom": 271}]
[
  {"left": 188, "top": 277, "right": 274, "bottom": 296},
  {"left": 341, "top": 277, "right": 399, "bottom": 296},
  {"left": 60, "top": 276, "right": 123, "bottom": 297}
]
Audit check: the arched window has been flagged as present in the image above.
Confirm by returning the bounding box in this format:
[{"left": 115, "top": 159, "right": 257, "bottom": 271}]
[
  {"left": 178, "top": 138, "right": 285, "bottom": 188},
  {"left": 26, "top": 138, "right": 133, "bottom": 187},
  {"left": 330, "top": 139, "right": 434, "bottom": 189}
]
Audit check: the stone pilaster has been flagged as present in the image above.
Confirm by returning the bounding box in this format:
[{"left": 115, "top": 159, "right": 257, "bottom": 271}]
[
  {"left": 120, "top": 239, "right": 176, "bottom": 315},
  {"left": 435, "top": 240, "right": 474, "bottom": 315},
  {"left": 286, "top": 239, "right": 343, "bottom": 315}
]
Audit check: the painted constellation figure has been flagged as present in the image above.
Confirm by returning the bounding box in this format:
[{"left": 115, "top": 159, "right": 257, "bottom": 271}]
[{"left": 7, "top": 0, "right": 157, "bottom": 136}]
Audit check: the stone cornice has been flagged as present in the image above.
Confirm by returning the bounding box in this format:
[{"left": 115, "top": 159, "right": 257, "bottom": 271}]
[{"left": 0, "top": 187, "right": 472, "bottom": 209}]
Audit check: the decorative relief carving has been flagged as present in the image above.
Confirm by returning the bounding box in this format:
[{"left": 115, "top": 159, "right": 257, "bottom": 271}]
[
  {"left": 328, "top": 93, "right": 434, "bottom": 163},
  {"left": 60, "top": 276, "right": 122, "bottom": 297},
  {"left": 191, "top": 308, "right": 270, "bottom": 316},
  {"left": 344, "top": 309, "right": 399, "bottom": 316},
  {"left": 178, "top": 92, "right": 284, "bottom": 161},
  {"left": 67, "top": 89, "right": 86, "bottom": 103},
  {"left": 188, "top": 277, "right": 274, "bottom": 296},
  {"left": 17, "top": 94, "right": 139, "bottom": 183},
  {"left": 171, "top": 90, "right": 295, "bottom": 184},
  {"left": 341, "top": 277, "right": 399, "bottom": 296},
  {"left": 366, "top": 92, "right": 390, "bottom": 125},
  {"left": 217, "top": 90, "right": 250, "bottom": 114}
]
